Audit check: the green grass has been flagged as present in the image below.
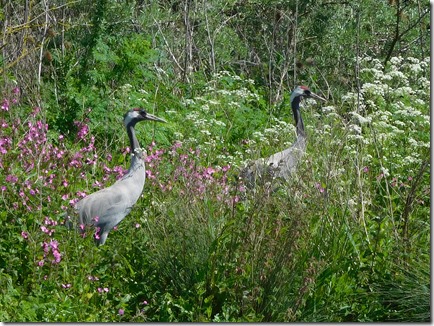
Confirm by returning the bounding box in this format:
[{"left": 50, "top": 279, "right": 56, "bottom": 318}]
[{"left": 0, "top": 56, "right": 430, "bottom": 322}]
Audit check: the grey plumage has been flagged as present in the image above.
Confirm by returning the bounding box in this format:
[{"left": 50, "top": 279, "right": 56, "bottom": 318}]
[
  {"left": 75, "top": 108, "right": 166, "bottom": 245},
  {"left": 240, "top": 86, "right": 326, "bottom": 187}
]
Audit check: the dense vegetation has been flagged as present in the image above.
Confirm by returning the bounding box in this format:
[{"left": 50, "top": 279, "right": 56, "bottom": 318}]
[{"left": 0, "top": 0, "right": 430, "bottom": 322}]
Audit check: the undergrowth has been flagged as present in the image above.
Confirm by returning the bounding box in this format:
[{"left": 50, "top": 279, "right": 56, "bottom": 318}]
[{"left": 0, "top": 56, "right": 430, "bottom": 322}]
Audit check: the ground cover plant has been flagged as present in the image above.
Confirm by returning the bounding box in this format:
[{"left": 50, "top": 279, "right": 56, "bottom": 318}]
[{"left": 0, "top": 0, "right": 430, "bottom": 322}]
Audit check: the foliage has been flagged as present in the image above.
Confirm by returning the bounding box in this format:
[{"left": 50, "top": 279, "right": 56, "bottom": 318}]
[
  {"left": 298, "top": 55, "right": 430, "bottom": 321},
  {"left": 0, "top": 0, "right": 430, "bottom": 322}
]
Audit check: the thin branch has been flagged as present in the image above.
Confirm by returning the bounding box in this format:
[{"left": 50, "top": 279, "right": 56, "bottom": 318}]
[
  {"left": 203, "top": 3, "right": 215, "bottom": 73},
  {"left": 416, "top": 0, "right": 425, "bottom": 58},
  {"left": 383, "top": 0, "right": 402, "bottom": 67},
  {"left": 292, "top": 0, "right": 298, "bottom": 88},
  {"left": 397, "top": 9, "right": 429, "bottom": 40},
  {"left": 182, "top": 0, "right": 193, "bottom": 82},
  {"left": 401, "top": 159, "right": 429, "bottom": 246},
  {"left": 383, "top": 1, "right": 429, "bottom": 66},
  {"left": 5, "top": 1, "right": 80, "bottom": 33},
  {"left": 153, "top": 18, "right": 184, "bottom": 75},
  {"left": 37, "top": 0, "right": 50, "bottom": 87}
]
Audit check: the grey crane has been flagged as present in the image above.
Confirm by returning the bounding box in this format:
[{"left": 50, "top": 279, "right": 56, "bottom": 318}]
[
  {"left": 240, "top": 85, "right": 326, "bottom": 187},
  {"left": 75, "top": 108, "right": 166, "bottom": 245}
]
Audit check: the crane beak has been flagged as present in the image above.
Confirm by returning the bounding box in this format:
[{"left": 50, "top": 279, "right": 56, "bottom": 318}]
[
  {"left": 309, "top": 92, "right": 327, "bottom": 102},
  {"left": 146, "top": 113, "right": 167, "bottom": 123}
]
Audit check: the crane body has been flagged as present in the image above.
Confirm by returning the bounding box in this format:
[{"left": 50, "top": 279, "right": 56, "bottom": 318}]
[
  {"left": 241, "top": 86, "right": 325, "bottom": 187},
  {"left": 75, "top": 109, "right": 166, "bottom": 245}
]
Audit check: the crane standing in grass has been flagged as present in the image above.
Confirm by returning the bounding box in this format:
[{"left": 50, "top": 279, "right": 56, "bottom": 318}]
[
  {"left": 75, "top": 108, "right": 166, "bottom": 245},
  {"left": 240, "top": 86, "right": 326, "bottom": 187}
]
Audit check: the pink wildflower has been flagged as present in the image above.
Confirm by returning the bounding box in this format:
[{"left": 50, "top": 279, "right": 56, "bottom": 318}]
[
  {"left": 1, "top": 99, "right": 9, "bottom": 111},
  {"left": 94, "top": 227, "right": 101, "bottom": 240},
  {"left": 52, "top": 250, "right": 62, "bottom": 264},
  {"left": 50, "top": 239, "right": 59, "bottom": 250}
]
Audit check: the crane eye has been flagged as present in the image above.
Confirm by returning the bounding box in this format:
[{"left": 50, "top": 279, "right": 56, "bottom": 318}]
[{"left": 304, "top": 90, "right": 311, "bottom": 96}]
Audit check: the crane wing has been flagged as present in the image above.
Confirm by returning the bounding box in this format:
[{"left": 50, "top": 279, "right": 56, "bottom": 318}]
[
  {"left": 240, "top": 136, "right": 307, "bottom": 187},
  {"left": 265, "top": 136, "right": 306, "bottom": 179},
  {"left": 75, "top": 182, "right": 136, "bottom": 226}
]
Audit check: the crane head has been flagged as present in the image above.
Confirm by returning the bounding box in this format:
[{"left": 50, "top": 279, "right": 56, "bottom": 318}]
[
  {"left": 290, "top": 86, "right": 326, "bottom": 104},
  {"left": 124, "top": 108, "right": 167, "bottom": 126}
]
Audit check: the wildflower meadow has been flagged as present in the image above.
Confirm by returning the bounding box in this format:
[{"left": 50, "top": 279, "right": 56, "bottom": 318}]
[
  {"left": 1, "top": 55, "right": 429, "bottom": 321},
  {"left": 0, "top": 0, "right": 430, "bottom": 322}
]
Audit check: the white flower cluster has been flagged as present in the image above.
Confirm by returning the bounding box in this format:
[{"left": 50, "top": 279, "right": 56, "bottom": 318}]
[
  {"left": 350, "top": 111, "right": 371, "bottom": 125},
  {"left": 341, "top": 56, "right": 430, "bottom": 178},
  {"left": 175, "top": 71, "right": 264, "bottom": 167},
  {"left": 250, "top": 117, "right": 297, "bottom": 150}
]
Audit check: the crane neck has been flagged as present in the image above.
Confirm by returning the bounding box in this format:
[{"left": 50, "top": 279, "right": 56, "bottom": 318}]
[
  {"left": 126, "top": 121, "right": 141, "bottom": 154},
  {"left": 291, "top": 96, "right": 306, "bottom": 137}
]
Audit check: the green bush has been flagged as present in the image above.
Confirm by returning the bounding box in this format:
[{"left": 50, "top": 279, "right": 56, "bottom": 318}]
[{"left": 0, "top": 42, "right": 429, "bottom": 322}]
